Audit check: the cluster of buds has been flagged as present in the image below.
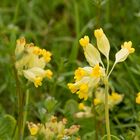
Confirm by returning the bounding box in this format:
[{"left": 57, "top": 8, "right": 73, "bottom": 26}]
[
  {"left": 68, "top": 28, "right": 134, "bottom": 103},
  {"left": 15, "top": 37, "right": 53, "bottom": 87},
  {"left": 27, "top": 116, "right": 80, "bottom": 140}
]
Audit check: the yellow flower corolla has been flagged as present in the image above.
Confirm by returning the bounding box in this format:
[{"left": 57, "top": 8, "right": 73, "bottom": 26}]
[
  {"left": 91, "top": 64, "right": 103, "bottom": 77},
  {"left": 34, "top": 77, "right": 43, "bottom": 88},
  {"left": 33, "top": 46, "right": 42, "bottom": 55},
  {"left": 67, "top": 83, "right": 78, "bottom": 93},
  {"left": 94, "top": 28, "right": 110, "bottom": 59},
  {"left": 15, "top": 37, "right": 52, "bottom": 87},
  {"left": 45, "top": 69, "right": 53, "bottom": 79},
  {"left": 77, "top": 84, "right": 88, "bottom": 100},
  {"left": 122, "top": 41, "right": 135, "bottom": 53},
  {"left": 28, "top": 122, "right": 39, "bottom": 135},
  {"left": 78, "top": 103, "right": 85, "bottom": 110},
  {"left": 93, "top": 98, "right": 101, "bottom": 105},
  {"left": 136, "top": 92, "right": 140, "bottom": 104},
  {"left": 42, "top": 49, "right": 52, "bottom": 63},
  {"left": 79, "top": 36, "right": 89, "bottom": 47},
  {"left": 74, "top": 67, "right": 86, "bottom": 81},
  {"left": 115, "top": 41, "right": 135, "bottom": 63},
  {"left": 109, "top": 92, "right": 124, "bottom": 105},
  {"left": 111, "top": 92, "right": 122, "bottom": 101}
]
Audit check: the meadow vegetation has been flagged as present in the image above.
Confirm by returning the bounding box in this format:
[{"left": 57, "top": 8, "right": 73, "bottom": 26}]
[{"left": 0, "top": 0, "right": 140, "bottom": 140}]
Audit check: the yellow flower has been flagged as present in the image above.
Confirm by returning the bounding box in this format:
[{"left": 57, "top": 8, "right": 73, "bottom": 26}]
[
  {"left": 23, "top": 69, "right": 43, "bottom": 88},
  {"left": 121, "top": 41, "right": 135, "bottom": 53},
  {"left": 115, "top": 41, "right": 135, "bottom": 63},
  {"left": 111, "top": 92, "right": 122, "bottom": 101},
  {"left": 79, "top": 36, "right": 89, "bottom": 47},
  {"left": 93, "top": 98, "right": 101, "bottom": 105},
  {"left": 91, "top": 64, "right": 103, "bottom": 77},
  {"left": 41, "top": 49, "right": 52, "bottom": 63},
  {"left": 15, "top": 37, "right": 53, "bottom": 87},
  {"left": 34, "top": 77, "right": 43, "bottom": 87},
  {"left": 33, "top": 46, "right": 42, "bottom": 55},
  {"left": 67, "top": 83, "right": 78, "bottom": 93},
  {"left": 136, "top": 92, "right": 140, "bottom": 104},
  {"left": 78, "top": 103, "right": 85, "bottom": 110},
  {"left": 74, "top": 67, "right": 86, "bottom": 81},
  {"left": 110, "top": 92, "right": 123, "bottom": 105},
  {"left": 77, "top": 84, "right": 88, "bottom": 100},
  {"left": 45, "top": 69, "right": 53, "bottom": 79},
  {"left": 28, "top": 122, "right": 39, "bottom": 135},
  {"left": 94, "top": 28, "right": 110, "bottom": 59}
]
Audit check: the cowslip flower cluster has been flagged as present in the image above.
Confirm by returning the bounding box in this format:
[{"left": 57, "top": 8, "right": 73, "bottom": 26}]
[
  {"left": 68, "top": 28, "right": 135, "bottom": 101},
  {"left": 93, "top": 88, "right": 124, "bottom": 109},
  {"left": 15, "top": 37, "right": 53, "bottom": 87},
  {"left": 27, "top": 116, "right": 80, "bottom": 140}
]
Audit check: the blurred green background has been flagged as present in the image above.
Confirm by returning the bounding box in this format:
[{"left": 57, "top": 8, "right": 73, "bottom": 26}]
[{"left": 1, "top": 0, "right": 140, "bottom": 139}]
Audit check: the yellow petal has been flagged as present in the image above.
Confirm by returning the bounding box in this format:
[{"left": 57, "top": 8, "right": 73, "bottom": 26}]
[{"left": 79, "top": 36, "right": 89, "bottom": 47}]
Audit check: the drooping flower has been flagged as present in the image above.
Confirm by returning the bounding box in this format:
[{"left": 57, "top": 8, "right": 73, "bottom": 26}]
[
  {"left": 115, "top": 41, "right": 135, "bottom": 63},
  {"left": 15, "top": 37, "right": 53, "bottom": 87},
  {"left": 79, "top": 36, "right": 102, "bottom": 67},
  {"left": 94, "top": 28, "right": 110, "bottom": 59}
]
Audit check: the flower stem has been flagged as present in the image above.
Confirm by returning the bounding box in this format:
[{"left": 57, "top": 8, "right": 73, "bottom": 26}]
[
  {"left": 107, "top": 62, "right": 116, "bottom": 78},
  {"left": 22, "top": 89, "right": 29, "bottom": 138},
  {"left": 105, "top": 77, "right": 111, "bottom": 140}
]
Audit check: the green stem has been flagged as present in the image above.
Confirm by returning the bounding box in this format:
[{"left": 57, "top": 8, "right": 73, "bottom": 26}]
[
  {"left": 105, "top": 77, "right": 111, "bottom": 140},
  {"left": 22, "top": 89, "right": 29, "bottom": 138},
  {"left": 106, "top": 58, "right": 110, "bottom": 75},
  {"left": 11, "top": 55, "right": 22, "bottom": 140},
  {"left": 107, "top": 62, "right": 116, "bottom": 78}
]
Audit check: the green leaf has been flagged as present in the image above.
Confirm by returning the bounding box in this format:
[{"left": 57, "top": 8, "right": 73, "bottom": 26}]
[
  {"left": 0, "top": 114, "right": 16, "bottom": 139},
  {"left": 64, "top": 99, "right": 78, "bottom": 115},
  {"left": 44, "top": 97, "right": 57, "bottom": 113}
]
